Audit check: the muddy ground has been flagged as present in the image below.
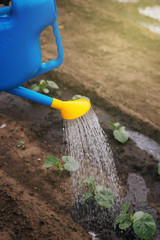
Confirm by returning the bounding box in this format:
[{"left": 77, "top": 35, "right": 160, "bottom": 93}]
[{"left": 0, "top": 75, "right": 160, "bottom": 239}]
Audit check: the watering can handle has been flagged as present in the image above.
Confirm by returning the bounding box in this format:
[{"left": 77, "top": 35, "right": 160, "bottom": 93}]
[{"left": 34, "top": 21, "right": 64, "bottom": 77}]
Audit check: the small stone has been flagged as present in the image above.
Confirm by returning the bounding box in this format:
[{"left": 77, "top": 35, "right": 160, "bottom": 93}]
[
  {"left": 37, "top": 158, "right": 41, "bottom": 161},
  {"left": 0, "top": 124, "right": 6, "bottom": 129}
]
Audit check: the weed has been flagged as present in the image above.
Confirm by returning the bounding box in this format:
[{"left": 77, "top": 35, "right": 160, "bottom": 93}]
[
  {"left": 81, "top": 176, "right": 114, "bottom": 208},
  {"left": 108, "top": 121, "right": 129, "bottom": 144},
  {"left": 115, "top": 202, "right": 156, "bottom": 240},
  {"left": 43, "top": 155, "right": 79, "bottom": 174}
]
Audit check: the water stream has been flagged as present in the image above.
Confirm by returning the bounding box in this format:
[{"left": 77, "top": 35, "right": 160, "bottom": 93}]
[{"left": 64, "top": 108, "right": 122, "bottom": 204}]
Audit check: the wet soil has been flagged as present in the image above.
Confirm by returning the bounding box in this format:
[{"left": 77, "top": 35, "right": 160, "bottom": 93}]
[{"left": 0, "top": 74, "right": 160, "bottom": 239}]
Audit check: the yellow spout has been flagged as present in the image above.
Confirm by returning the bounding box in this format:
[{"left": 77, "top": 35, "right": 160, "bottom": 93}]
[{"left": 51, "top": 98, "right": 91, "bottom": 120}]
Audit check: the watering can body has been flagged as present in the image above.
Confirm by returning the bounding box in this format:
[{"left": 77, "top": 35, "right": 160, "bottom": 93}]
[
  {"left": 0, "top": 0, "right": 91, "bottom": 120},
  {"left": 0, "top": 0, "right": 64, "bottom": 91}
]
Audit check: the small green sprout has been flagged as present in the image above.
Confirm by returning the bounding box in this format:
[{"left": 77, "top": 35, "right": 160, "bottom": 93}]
[
  {"left": 108, "top": 121, "right": 129, "bottom": 144},
  {"left": 158, "top": 163, "right": 160, "bottom": 175},
  {"left": 72, "top": 95, "right": 90, "bottom": 101},
  {"left": 115, "top": 202, "right": 156, "bottom": 240},
  {"left": 81, "top": 176, "right": 114, "bottom": 209},
  {"left": 17, "top": 141, "right": 25, "bottom": 148},
  {"left": 43, "top": 155, "right": 79, "bottom": 174},
  {"left": 31, "top": 80, "right": 61, "bottom": 95}
]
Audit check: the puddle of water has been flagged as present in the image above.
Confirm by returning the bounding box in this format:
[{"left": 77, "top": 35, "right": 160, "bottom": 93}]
[
  {"left": 129, "top": 130, "right": 160, "bottom": 161},
  {"left": 138, "top": 6, "right": 160, "bottom": 22},
  {"left": 138, "top": 6, "right": 160, "bottom": 34},
  {"left": 124, "top": 173, "right": 149, "bottom": 205},
  {"left": 64, "top": 108, "right": 122, "bottom": 204},
  {"left": 140, "top": 23, "right": 160, "bottom": 35}
]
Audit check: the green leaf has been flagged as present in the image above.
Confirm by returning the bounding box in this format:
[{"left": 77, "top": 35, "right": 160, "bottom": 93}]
[
  {"left": 94, "top": 186, "right": 114, "bottom": 208},
  {"left": 121, "top": 202, "right": 130, "bottom": 213},
  {"left": 72, "top": 95, "right": 90, "bottom": 101},
  {"left": 133, "top": 213, "right": 156, "bottom": 240},
  {"left": 119, "top": 221, "right": 132, "bottom": 229},
  {"left": 62, "top": 156, "right": 79, "bottom": 171},
  {"left": 115, "top": 202, "right": 130, "bottom": 225},
  {"left": 133, "top": 211, "right": 144, "bottom": 221},
  {"left": 40, "top": 80, "right": 47, "bottom": 89},
  {"left": 47, "top": 80, "right": 59, "bottom": 90},
  {"left": 113, "top": 126, "right": 129, "bottom": 144},
  {"left": 158, "top": 163, "right": 160, "bottom": 175},
  {"left": 108, "top": 121, "right": 120, "bottom": 129},
  {"left": 17, "top": 141, "right": 24, "bottom": 148},
  {"left": 128, "top": 212, "right": 133, "bottom": 220},
  {"left": 43, "top": 156, "right": 59, "bottom": 168},
  {"left": 55, "top": 90, "right": 62, "bottom": 97},
  {"left": 42, "top": 88, "right": 49, "bottom": 94},
  {"left": 82, "top": 192, "right": 93, "bottom": 201},
  {"left": 81, "top": 176, "right": 95, "bottom": 186},
  {"left": 31, "top": 83, "right": 40, "bottom": 92},
  {"left": 115, "top": 213, "right": 128, "bottom": 225}
]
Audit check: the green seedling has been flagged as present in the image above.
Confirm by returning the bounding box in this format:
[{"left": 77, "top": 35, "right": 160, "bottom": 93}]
[
  {"left": 115, "top": 202, "right": 156, "bottom": 240},
  {"left": 158, "top": 163, "right": 160, "bottom": 175},
  {"left": 17, "top": 141, "right": 25, "bottom": 148},
  {"left": 81, "top": 176, "right": 114, "bottom": 209},
  {"left": 72, "top": 95, "right": 90, "bottom": 101},
  {"left": 108, "top": 121, "right": 129, "bottom": 144},
  {"left": 43, "top": 155, "right": 79, "bottom": 174},
  {"left": 31, "top": 79, "right": 62, "bottom": 96}
]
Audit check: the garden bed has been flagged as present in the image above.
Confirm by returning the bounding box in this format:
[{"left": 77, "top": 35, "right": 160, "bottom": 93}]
[{"left": 0, "top": 74, "right": 160, "bottom": 240}]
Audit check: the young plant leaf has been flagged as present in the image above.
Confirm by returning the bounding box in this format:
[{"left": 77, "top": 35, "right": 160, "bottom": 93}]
[
  {"left": 113, "top": 126, "right": 129, "bottom": 144},
  {"left": 158, "top": 163, "right": 160, "bottom": 175},
  {"left": 133, "top": 211, "right": 144, "bottom": 221},
  {"left": 115, "top": 213, "right": 128, "bottom": 225},
  {"left": 133, "top": 213, "right": 156, "bottom": 240},
  {"left": 119, "top": 221, "right": 132, "bottom": 229},
  {"left": 108, "top": 121, "right": 120, "bottom": 129},
  {"left": 42, "top": 88, "right": 49, "bottom": 94},
  {"left": 56, "top": 90, "right": 62, "bottom": 97},
  {"left": 72, "top": 95, "right": 90, "bottom": 101},
  {"left": 31, "top": 83, "right": 40, "bottom": 92},
  {"left": 62, "top": 156, "right": 79, "bottom": 171},
  {"left": 81, "top": 176, "right": 95, "bottom": 186},
  {"left": 114, "top": 202, "right": 130, "bottom": 225},
  {"left": 43, "top": 156, "right": 59, "bottom": 168},
  {"left": 121, "top": 202, "right": 130, "bottom": 213},
  {"left": 94, "top": 185, "right": 114, "bottom": 208},
  {"left": 82, "top": 192, "right": 93, "bottom": 201},
  {"left": 40, "top": 79, "right": 47, "bottom": 89},
  {"left": 47, "top": 80, "right": 59, "bottom": 90}
]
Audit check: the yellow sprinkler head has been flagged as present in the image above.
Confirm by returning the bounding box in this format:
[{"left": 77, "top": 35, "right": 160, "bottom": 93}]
[{"left": 51, "top": 98, "right": 91, "bottom": 120}]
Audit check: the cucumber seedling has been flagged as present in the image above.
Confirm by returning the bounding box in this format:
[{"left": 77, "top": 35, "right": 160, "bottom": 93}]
[
  {"left": 31, "top": 79, "right": 62, "bottom": 96},
  {"left": 43, "top": 155, "right": 79, "bottom": 174},
  {"left": 108, "top": 121, "right": 129, "bottom": 144},
  {"left": 81, "top": 176, "right": 114, "bottom": 209},
  {"left": 115, "top": 202, "right": 156, "bottom": 240}
]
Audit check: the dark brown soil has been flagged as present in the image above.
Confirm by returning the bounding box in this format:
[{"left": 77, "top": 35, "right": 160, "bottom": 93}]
[{"left": 0, "top": 74, "right": 160, "bottom": 239}]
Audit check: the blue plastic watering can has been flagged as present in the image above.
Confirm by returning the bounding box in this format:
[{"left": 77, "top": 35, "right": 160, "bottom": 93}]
[{"left": 0, "top": 0, "right": 91, "bottom": 119}]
